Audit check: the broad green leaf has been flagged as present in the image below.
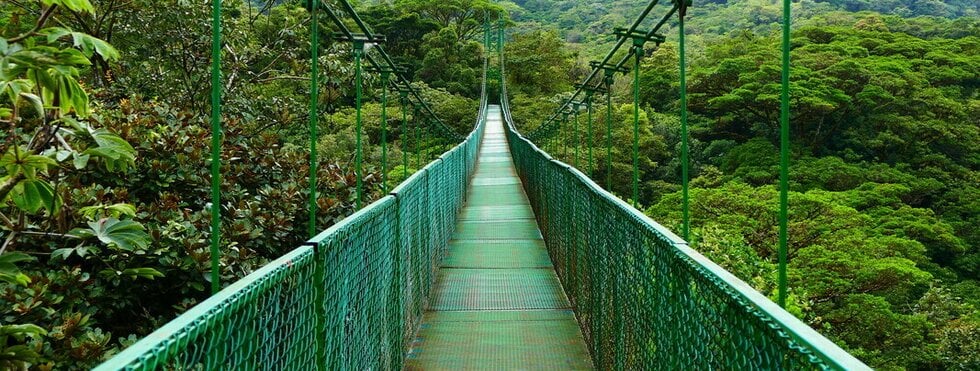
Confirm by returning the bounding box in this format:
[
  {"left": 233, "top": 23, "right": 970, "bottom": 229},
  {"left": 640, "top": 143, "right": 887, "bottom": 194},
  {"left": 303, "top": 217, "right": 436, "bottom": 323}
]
[
  {"left": 120, "top": 268, "right": 164, "bottom": 280},
  {"left": 79, "top": 203, "right": 137, "bottom": 219},
  {"left": 42, "top": 27, "right": 72, "bottom": 44},
  {"left": 55, "top": 149, "right": 72, "bottom": 162},
  {"left": 9, "top": 178, "right": 59, "bottom": 214},
  {"left": 37, "top": 67, "right": 88, "bottom": 117},
  {"left": 0, "top": 252, "right": 35, "bottom": 286},
  {"left": 51, "top": 248, "right": 75, "bottom": 261},
  {"left": 72, "top": 218, "right": 150, "bottom": 252},
  {"left": 82, "top": 129, "right": 136, "bottom": 171},
  {"left": 42, "top": 27, "right": 120, "bottom": 61},
  {"left": 18, "top": 92, "right": 44, "bottom": 117},
  {"left": 0, "top": 79, "right": 33, "bottom": 104},
  {"left": 2, "top": 148, "right": 58, "bottom": 180},
  {"left": 41, "top": 0, "right": 95, "bottom": 14},
  {"left": 60, "top": 115, "right": 89, "bottom": 131},
  {"left": 72, "top": 152, "right": 90, "bottom": 169},
  {"left": 0, "top": 324, "right": 47, "bottom": 337}
]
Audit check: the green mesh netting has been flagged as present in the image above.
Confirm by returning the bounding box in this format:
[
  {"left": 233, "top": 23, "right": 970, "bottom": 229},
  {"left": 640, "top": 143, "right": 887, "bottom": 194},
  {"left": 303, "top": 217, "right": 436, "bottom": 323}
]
[
  {"left": 95, "top": 93, "right": 487, "bottom": 371},
  {"left": 500, "top": 83, "right": 868, "bottom": 370}
]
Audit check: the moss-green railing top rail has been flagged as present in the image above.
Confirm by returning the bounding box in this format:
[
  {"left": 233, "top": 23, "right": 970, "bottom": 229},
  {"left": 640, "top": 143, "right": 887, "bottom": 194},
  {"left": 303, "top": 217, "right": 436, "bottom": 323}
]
[{"left": 501, "top": 76, "right": 868, "bottom": 369}]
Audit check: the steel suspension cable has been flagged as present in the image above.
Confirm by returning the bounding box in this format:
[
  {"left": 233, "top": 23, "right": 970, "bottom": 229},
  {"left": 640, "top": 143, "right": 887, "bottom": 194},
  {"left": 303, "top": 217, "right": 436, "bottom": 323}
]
[
  {"left": 529, "top": 0, "right": 673, "bottom": 137},
  {"left": 321, "top": 1, "right": 462, "bottom": 146}
]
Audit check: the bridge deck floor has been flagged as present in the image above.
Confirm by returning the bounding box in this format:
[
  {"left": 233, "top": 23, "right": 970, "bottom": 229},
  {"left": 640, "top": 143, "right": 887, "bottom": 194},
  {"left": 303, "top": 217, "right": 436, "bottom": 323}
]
[{"left": 404, "top": 106, "right": 593, "bottom": 370}]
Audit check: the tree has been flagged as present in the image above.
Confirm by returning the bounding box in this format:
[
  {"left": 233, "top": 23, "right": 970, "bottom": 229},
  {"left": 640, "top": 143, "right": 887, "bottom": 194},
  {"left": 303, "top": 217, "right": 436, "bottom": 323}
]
[
  {"left": 395, "top": 0, "right": 505, "bottom": 43},
  {"left": 504, "top": 29, "right": 577, "bottom": 96}
]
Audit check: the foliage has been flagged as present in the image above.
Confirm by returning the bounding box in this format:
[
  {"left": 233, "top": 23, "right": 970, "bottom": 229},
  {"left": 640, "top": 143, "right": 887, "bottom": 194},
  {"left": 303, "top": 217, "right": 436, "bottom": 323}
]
[
  {"left": 505, "top": 29, "right": 578, "bottom": 96},
  {"left": 0, "top": 0, "right": 477, "bottom": 368}
]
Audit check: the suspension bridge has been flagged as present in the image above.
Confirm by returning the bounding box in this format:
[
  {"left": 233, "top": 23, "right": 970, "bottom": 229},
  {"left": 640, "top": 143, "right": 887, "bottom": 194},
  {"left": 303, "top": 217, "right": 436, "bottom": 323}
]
[{"left": 95, "top": 0, "right": 870, "bottom": 370}]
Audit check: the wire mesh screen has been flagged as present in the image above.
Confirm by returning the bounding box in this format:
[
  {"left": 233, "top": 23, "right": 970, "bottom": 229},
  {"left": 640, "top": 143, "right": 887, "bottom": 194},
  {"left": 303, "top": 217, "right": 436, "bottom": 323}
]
[
  {"left": 96, "top": 102, "right": 486, "bottom": 371},
  {"left": 500, "top": 87, "right": 868, "bottom": 370},
  {"left": 92, "top": 247, "right": 319, "bottom": 371},
  {"left": 316, "top": 196, "right": 400, "bottom": 369}
]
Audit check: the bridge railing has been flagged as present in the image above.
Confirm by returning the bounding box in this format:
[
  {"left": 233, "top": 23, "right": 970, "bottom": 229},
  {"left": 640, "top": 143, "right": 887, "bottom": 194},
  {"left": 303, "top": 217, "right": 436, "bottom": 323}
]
[
  {"left": 500, "top": 84, "right": 867, "bottom": 369},
  {"left": 95, "top": 68, "right": 489, "bottom": 371}
]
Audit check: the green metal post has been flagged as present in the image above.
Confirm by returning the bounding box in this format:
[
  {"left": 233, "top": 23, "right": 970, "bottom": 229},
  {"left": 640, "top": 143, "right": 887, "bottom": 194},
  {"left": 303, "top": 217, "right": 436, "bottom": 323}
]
[
  {"left": 586, "top": 92, "right": 595, "bottom": 177},
  {"left": 208, "top": 0, "right": 222, "bottom": 295},
  {"left": 414, "top": 106, "right": 421, "bottom": 168},
  {"left": 401, "top": 92, "right": 409, "bottom": 178},
  {"left": 423, "top": 122, "right": 430, "bottom": 162},
  {"left": 562, "top": 112, "right": 569, "bottom": 160},
  {"left": 778, "top": 0, "right": 791, "bottom": 308},
  {"left": 679, "top": 5, "right": 690, "bottom": 241},
  {"left": 354, "top": 41, "right": 364, "bottom": 209},
  {"left": 605, "top": 73, "right": 613, "bottom": 190},
  {"left": 498, "top": 16, "right": 505, "bottom": 88},
  {"left": 631, "top": 44, "right": 642, "bottom": 208},
  {"left": 484, "top": 22, "right": 490, "bottom": 52},
  {"left": 380, "top": 72, "right": 389, "bottom": 192},
  {"left": 573, "top": 103, "right": 580, "bottom": 168},
  {"left": 308, "top": 0, "right": 319, "bottom": 238}
]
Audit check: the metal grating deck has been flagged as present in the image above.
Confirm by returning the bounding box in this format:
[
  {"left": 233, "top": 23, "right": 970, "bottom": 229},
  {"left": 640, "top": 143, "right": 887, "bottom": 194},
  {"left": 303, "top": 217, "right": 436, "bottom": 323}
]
[{"left": 405, "top": 106, "right": 593, "bottom": 370}]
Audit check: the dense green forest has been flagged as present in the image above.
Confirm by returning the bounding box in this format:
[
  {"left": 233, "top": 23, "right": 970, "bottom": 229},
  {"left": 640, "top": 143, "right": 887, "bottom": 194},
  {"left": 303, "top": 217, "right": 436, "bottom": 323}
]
[
  {"left": 0, "top": 0, "right": 977, "bottom": 369},
  {"left": 506, "top": 1, "right": 978, "bottom": 370}
]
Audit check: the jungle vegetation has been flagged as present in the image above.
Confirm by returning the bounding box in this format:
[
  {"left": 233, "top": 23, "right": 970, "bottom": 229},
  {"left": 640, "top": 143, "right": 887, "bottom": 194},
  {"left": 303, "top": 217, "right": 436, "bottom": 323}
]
[{"left": 0, "top": 0, "right": 977, "bottom": 369}]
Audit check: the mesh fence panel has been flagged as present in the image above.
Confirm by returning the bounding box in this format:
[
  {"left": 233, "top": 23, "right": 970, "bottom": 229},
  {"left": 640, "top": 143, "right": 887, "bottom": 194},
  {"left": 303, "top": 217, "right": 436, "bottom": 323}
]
[
  {"left": 96, "top": 96, "right": 487, "bottom": 371},
  {"left": 500, "top": 87, "right": 868, "bottom": 370},
  {"left": 92, "top": 247, "right": 319, "bottom": 371}
]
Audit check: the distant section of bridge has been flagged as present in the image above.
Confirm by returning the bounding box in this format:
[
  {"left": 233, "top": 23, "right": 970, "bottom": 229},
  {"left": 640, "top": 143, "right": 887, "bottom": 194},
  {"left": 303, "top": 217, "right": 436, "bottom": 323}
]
[{"left": 404, "top": 106, "right": 592, "bottom": 369}]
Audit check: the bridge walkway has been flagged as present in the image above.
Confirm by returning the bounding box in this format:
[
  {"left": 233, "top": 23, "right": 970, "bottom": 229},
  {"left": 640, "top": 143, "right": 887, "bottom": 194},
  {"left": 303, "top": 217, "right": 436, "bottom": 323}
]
[{"left": 404, "top": 106, "right": 593, "bottom": 370}]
